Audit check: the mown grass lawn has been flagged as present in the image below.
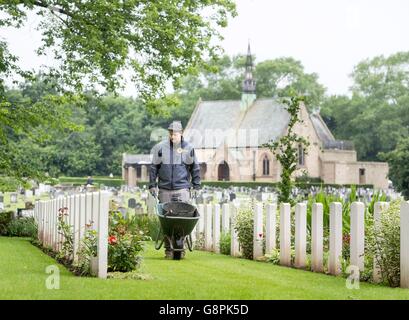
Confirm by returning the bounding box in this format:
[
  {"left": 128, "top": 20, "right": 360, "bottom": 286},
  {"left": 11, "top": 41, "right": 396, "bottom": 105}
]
[{"left": 1, "top": 236, "right": 409, "bottom": 300}]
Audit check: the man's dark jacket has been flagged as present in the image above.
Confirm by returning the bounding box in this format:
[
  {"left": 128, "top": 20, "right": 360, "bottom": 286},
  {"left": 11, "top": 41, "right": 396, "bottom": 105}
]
[{"left": 149, "top": 137, "right": 201, "bottom": 190}]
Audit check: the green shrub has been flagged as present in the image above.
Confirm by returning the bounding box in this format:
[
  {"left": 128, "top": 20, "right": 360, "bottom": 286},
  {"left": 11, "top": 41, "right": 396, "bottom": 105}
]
[
  {"left": 295, "top": 175, "right": 323, "bottom": 184},
  {"left": 59, "top": 177, "right": 125, "bottom": 188},
  {"left": 0, "top": 176, "right": 25, "bottom": 192},
  {"left": 265, "top": 248, "right": 280, "bottom": 265},
  {"left": 56, "top": 207, "right": 74, "bottom": 262},
  {"left": 219, "top": 232, "right": 231, "bottom": 255},
  {"left": 133, "top": 214, "right": 160, "bottom": 240},
  {"left": 366, "top": 200, "right": 401, "bottom": 287},
  {"left": 6, "top": 217, "right": 37, "bottom": 238},
  {"left": 0, "top": 211, "right": 14, "bottom": 235},
  {"left": 234, "top": 205, "right": 254, "bottom": 259},
  {"left": 194, "top": 232, "right": 205, "bottom": 250},
  {"left": 43, "top": 178, "right": 60, "bottom": 186},
  {"left": 107, "top": 210, "right": 149, "bottom": 272},
  {"left": 108, "top": 233, "right": 145, "bottom": 272},
  {"left": 75, "top": 227, "right": 98, "bottom": 276},
  {"left": 203, "top": 181, "right": 373, "bottom": 190}
]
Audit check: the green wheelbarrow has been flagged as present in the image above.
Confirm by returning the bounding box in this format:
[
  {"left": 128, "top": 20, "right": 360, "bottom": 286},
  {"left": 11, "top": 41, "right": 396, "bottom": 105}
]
[{"left": 154, "top": 197, "right": 200, "bottom": 260}]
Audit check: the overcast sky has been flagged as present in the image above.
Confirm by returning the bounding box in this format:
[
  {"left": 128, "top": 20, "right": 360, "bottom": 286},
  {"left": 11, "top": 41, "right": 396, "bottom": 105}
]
[{"left": 2, "top": 0, "right": 409, "bottom": 97}]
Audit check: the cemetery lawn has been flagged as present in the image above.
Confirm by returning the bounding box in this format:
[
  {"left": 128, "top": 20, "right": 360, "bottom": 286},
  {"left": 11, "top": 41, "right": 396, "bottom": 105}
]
[{"left": 2, "top": 237, "right": 409, "bottom": 300}]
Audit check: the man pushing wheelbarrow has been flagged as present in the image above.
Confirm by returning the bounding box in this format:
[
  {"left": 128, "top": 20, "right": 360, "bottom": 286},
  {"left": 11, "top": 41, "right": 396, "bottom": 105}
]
[{"left": 149, "top": 120, "right": 201, "bottom": 259}]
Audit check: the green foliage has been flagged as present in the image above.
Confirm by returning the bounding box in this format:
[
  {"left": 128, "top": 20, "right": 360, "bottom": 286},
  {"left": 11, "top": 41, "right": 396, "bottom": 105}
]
[
  {"left": 265, "top": 248, "right": 280, "bottom": 265},
  {"left": 59, "top": 177, "right": 125, "bottom": 188},
  {"left": 321, "top": 51, "right": 409, "bottom": 162},
  {"left": 234, "top": 205, "right": 254, "bottom": 259},
  {"left": 255, "top": 57, "right": 325, "bottom": 108},
  {"left": 6, "top": 217, "right": 37, "bottom": 238},
  {"left": 1, "top": 0, "right": 237, "bottom": 180},
  {"left": 56, "top": 207, "right": 74, "bottom": 262},
  {"left": 108, "top": 210, "right": 149, "bottom": 272},
  {"left": 219, "top": 232, "right": 231, "bottom": 255},
  {"left": 198, "top": 181, "right": 373, "bottom": 190},
  {"left": 0, "top": 1, "right": 237, "bottom": 110},
  {"left": 380, "top": 137, "right": 409, "bottom": 200},
  {"left": 0, "top": 176, "right": 18, "bottom": 192},
  {"left": 75, "top": 227, "right": 98, "bottom": 276},
  {"left": 0, "top": 210, "right": 13, "bottom": 236},
  {"left": 132, "top": 214, "right": 160, "bottom": 240},
  {"left": 107, "top": 271, "right": 152, "bottom": 280},
  {"left": 305, "top": 185, "right": 368, "bottom": 235},
  {"left": 194, "top": 232, "right": 205, "bottom": 251},
  {"left": 108, "top": 233, "right": 145, "bottom": 272},
  {"left": 366, "top": 200, "right": 401, "bottom": 287},
  {"left": 262, "top": 92, "right": 310, "bottom": 204}
]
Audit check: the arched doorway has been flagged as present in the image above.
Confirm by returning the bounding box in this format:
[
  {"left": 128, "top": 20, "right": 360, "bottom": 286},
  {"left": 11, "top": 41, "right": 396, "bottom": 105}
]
[
  {"left": 200, "top": 163, "right": 207, "bottom": 180},
  {"left": 218, "top": 161, "right": 230, "bottom": 181}
]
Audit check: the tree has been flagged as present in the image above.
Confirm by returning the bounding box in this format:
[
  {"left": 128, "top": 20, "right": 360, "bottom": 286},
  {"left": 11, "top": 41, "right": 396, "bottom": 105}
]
[
  {"left": 1, "top": 0, "right": 237, "bottom": 107},
  {"left": 262, "top": 92, "right": 310, "bottom": 204},
  {"left": 175, "top": 54, "right": 326, "bottom": 110},
  {"left": 0, "top": 76, "right": 82, "bottom": 180},
  {"left": 321, "top": 51, "right": 409, "bottom": 161},
  {"left": 255, "top": 57, "right": 325, "bottom": 108},
  {"left": 0, "top": 0, "right": 237, "bottom": 180},
  {"left": 380, "top": 137, "right": 409, "bottom": 200}
]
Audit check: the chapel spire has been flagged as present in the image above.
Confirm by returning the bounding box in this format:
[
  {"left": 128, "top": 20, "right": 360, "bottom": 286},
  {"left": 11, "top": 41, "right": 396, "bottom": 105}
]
[
  {"left": 242, "top": 42, "right": 256, "bottom": 94},
  {"left": 240, "top": 42, "right": 257, "bottom": 112}
]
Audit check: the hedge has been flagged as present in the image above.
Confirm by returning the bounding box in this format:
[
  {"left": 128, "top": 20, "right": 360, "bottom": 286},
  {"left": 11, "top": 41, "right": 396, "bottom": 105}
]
[
  {"left": 58, "top": 177, "right": 125, "bottom": 188},
  {"left": 136, "top": 180, "right": 374, "bottom": 190}
]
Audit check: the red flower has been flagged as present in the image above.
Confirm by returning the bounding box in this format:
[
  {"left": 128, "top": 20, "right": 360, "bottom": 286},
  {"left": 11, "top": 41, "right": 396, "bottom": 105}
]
[
  {"left": 258, "top": 233, "right": 263, "bottom": 238},
  {"left": 108, "top": 235, "right": 117, "bottom": 245}
]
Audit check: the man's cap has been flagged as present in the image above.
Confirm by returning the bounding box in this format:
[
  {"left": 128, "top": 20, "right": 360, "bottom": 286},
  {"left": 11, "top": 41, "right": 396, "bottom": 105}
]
[{"left": 168, "top": 120, "right": 183, "bottom": 132}]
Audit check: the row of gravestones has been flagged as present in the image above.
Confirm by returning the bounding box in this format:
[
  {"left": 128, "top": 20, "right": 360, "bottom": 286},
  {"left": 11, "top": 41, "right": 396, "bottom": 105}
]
[
  {"left": 0, "top": 193, "right": 19, "bottom": 211},
  {"left": 0, "top": 192, "right": 35, "bottom": 218}
]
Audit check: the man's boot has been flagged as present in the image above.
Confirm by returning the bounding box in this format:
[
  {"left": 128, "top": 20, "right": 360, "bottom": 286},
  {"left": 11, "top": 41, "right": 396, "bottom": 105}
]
[
  {"left": 164, "top": 237, "right": 172, "bottom": 259},
  {"left": 165, "top": 249, "right": 173, "bottom": 259}
]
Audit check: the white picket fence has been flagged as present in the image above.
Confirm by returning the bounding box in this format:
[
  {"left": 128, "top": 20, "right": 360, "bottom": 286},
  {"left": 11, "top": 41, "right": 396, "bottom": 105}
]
[
  {"left": 194, "top": 200, "right": 409, "bottom": 289},
  {"left": 33, "top": 191, "right": 110, "bottom": 279}
]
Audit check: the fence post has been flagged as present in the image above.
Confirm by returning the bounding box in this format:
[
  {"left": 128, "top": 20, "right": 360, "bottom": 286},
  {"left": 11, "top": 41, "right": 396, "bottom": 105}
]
[
  {"left": 213, "top": 204, "right": 221, "bottom": 253},
  {"left": 253, "top": 203, "right": 264, "bottom": 260},
  {"left": 204, "top": 204, "right": 213, "bottom": 251},
  {"left": 52, "top": 198, "right": 58, "bottom": 251},
  {"left": 60, "top": 196, "right": 68, "bottom": 252},
  {"left": 196, "top": 204, "right": 204, "bottom": 244},
  {"left": 79, "top": 194, "right": 86, "bottom": 248},
  {"left": 265, "top": 203, "right": 276, "bottom": 254},
  {"left": 401, "top": 201, "right": 409, "bottom": 288},
  {"left": 92, "top": 192, "right": 100, "bottom": 230},
  {"left": 97, "top": 191, "right": 109, "bottom": 279},
  {"left": 231, "top": 203, "right": 240, "bottom": 257},
  {"left": 329, "top": 202, "right": 343, "bottom": 275},
  {"left": 350, "top": 201, "right": 365, "bottom": 271},
  {"left": 295, "top": 203, "right": 307, "bottom": 268},
  {"left": 221, "top": 203, "right": 230, "bottom": 234},
  {"left": 311, "top": 203, "right": 323, "bottom": 272},
  {"left": 85, "top": 192, "right": 93, "bottom": 227},
  {"left": 373, "top": 201, "right": 389, "bottom": 283},
  {"left": 73, "top": 195, "right": 80, "bottom": 263},
  {"left": 280, "top": 203, "right": 291, "bottom": 266},
  {"left": 46, "top": 200, "right": 51, "bottom": 248}
]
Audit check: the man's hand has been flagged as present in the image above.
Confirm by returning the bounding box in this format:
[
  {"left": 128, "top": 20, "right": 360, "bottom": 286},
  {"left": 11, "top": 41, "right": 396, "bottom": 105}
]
[{"left": 149, "top": 187, "right": 157, "bottom": 198}]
